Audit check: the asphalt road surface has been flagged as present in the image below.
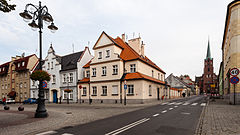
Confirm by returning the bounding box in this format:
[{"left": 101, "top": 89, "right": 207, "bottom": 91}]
[{"left": 37, "top": 95, "right": 207, "bottom": 135}]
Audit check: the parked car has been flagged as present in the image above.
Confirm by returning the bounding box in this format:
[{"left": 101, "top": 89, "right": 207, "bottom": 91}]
[
  {"left": 23, "top": 98, "right": 37, "bottom": 104},
  {"left": 6, "top": 98, "right": 15, "bottom": 104}
]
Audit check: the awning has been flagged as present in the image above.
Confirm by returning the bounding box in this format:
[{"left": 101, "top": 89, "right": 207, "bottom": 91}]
[
  {"left": 8, "top": 91, "right": 16, "bottom": 97},
  {"left": 64, "top": 89, "right": 72, "bottom": 92}
]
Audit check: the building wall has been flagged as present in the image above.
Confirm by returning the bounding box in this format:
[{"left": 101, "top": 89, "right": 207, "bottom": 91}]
[{"left": 223, "top": 1, "right": 240, "bottom": 104}]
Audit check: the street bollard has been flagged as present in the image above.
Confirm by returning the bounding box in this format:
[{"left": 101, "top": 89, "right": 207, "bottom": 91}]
[
  {"left": 18, "top": 106, "right": 24, "bottom": 111},
  {"left": 4, "top": 106, "right": 9, "bottom": 110}
]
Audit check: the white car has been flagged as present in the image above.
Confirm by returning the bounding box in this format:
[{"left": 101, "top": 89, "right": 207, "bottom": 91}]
[{"left": 6, "top": 98, "right": 15, "bottom": 104}]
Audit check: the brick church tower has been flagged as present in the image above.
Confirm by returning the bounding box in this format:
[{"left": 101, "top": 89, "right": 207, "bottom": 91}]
[{"left": 196, "top": 40, "right": 218, "bottom": 94}]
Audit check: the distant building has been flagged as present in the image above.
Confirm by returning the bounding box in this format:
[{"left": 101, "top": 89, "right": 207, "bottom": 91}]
[
  {"left": 0, "top": 54, "right": 38, "bottom": 102},
  {"left": 166, "top": 73, "right": 191, "bottom": 97},
  {"left": 78, "top": 31, "right": 167, "bottom": 104},
  {"left": 195, "top": 40, "right": 218, "bottom": 94}
]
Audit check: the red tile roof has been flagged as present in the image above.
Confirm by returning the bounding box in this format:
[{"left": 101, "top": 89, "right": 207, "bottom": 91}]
[
  {"left": 124, "top": 72, "right": 165, "bottom": 85},
  {"left": 113, "top": 37, "right": 165, "bottom": 74},
  {"left": 83, "top": 60, "right": 91, "bottom": 68},
  {"left": 78, "top": 78, "right": 90, "bottom": 83}
]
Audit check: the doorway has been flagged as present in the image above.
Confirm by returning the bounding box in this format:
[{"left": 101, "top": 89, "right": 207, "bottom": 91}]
[{"left": 53, "top": 90, "right": 57, "bottom": 103}]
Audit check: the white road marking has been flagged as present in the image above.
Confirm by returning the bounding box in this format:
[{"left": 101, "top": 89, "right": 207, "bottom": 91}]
[
  {"left": 36, "top": 131, "right": 57, "bottom": 135},
  {"left": 181, "top": 112, "right": 191, "bottom": 115},
  {"left": 175, "top": 102, "right": 182, "bottom": 105},
  {"left": 174, "top": 106, "right": 178, "bottom": 108},
  {"left": 201, "top": 103, "right": 206, "bottom": 106},
  {"left": 191, "top": 103, "right": 198, "bottom": 106},
  {"left": 182, "top": 102, "right": 190, "bottom": 105},
  {"left": 169, "top": 108, "right": 173, "bottom": 110},
  {"left": 105, "top": 118, "right": 150, "bottom": 135},
  {"left": 153, "top": 114, "right": 159, "bottom": 117},
  {"left": 161, "top": 102, "right": 168, "bottom": 105},
  {"left": 168, "top": 102, "right": 176, "bottom": 105},
  {"left": 161, "top": 110, "right": 167, "bottom": 113},
  {"left": 62, "top": 133, "right": 74, "bottom": 135}
]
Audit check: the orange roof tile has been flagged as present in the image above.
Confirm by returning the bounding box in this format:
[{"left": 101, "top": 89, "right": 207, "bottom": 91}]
[
  {"left": 83, "top": 60, "right": 91, "bottom": 68},
  {"left": 170, "top": 87, "right": 183, "bottom": 91},
  {"left": 124, "top": 72, "right": 165, "bottom": 85},
  {"left": 113, "top": 37, "right": 165, "bottom": 74},
  {"left": 78, "top": 78, "right": 90, "bottom": 83}
]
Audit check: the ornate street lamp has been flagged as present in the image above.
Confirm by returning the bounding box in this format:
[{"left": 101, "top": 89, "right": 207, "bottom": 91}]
[{"left": 19, "top": 1, "right": 58, "bottom": 118}]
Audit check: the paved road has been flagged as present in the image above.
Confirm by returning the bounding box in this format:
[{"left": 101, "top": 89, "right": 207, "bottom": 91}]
[{"left": 37, "top": 96, "right": 207, "bottom": 135}]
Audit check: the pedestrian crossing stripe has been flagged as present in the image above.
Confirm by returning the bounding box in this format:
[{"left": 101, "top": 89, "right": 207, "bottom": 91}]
[{"left": 161, "top": 102, "right": 206, "bottom": 106}]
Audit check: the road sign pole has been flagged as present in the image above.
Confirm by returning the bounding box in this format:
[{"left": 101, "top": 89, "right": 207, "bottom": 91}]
[{"left": 234, "top": 84, "right": 236, "bottom": 105}]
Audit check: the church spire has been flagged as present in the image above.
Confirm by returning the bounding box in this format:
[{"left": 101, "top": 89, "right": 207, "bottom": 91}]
[{"left": 206, "top": 39, "right": 212, "bottom": 60}]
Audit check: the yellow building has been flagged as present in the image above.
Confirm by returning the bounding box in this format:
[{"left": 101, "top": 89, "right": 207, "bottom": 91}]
[
  {"left": 78, "top": 32, "right": 167, "bottom": 104},
  {"left": 0, "top": 54, "right": 38, "bottom": 102},
  {"left": 222, "top": 0, "right": 240, "bottom": 104}
]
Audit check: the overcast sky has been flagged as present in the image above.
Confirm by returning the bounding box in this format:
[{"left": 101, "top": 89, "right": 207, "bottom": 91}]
[{"left": 0, "top": 0, "right": 233, "bottom": 80}]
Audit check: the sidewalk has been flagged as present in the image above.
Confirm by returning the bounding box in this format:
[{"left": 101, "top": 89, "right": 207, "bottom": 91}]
[{"left": 195, "top": 98, "right": 240, "bottom": 135}]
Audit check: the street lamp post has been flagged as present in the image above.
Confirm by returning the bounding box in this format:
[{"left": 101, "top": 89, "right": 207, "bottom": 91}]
[{"left": 19, "top": 1, "right": 58, "bottom": 118}]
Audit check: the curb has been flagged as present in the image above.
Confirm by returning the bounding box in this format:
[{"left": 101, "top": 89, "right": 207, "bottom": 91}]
[{"left": 194, "top": 97, "right": 209, "bottom": 135}]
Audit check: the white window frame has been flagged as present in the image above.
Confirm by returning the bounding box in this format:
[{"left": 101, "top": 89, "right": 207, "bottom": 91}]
[
  {"left": 98, "top": 52, "right": 102, "bottom": 59},
  {"left": 149, "top": 85, "right": 152, "bottom": 96},
  {"left": 63, "top": 74, "right": 66, "bottom": 83},
  {"left": 130, "top": 64, "right": 136, "bottom": 73},
  {"left": 52, "top": 75, "right": 56, "bottom": 84},
  {"left": 102, "top": 66, "right": 107, "bottom": 76},
  {"left": 69, "top": 73, "right": 73, "bottom": 82},
  {"left": 113, "top": 65, "right": 118, "bottom": 75},
  {"left": 127, "top": 85, "right": 134, "bottom": 95},
  {"left": 86, "top": 71, "right": 90, "bottom": 78},
  {"left": 112, "top": 85, "right": 118, "bottom": 95},
  {"left": 102, "top": 86, "right": 107, "bottom": 96},
  {"left": 92, "top": 86, "right": 97, "bottom": 95},
  {"left": 92, "top": 68, "right": 96, "bottom": 77},
  {"left": 106, "top": 50, "right": 110, "bottom": 58},
  {"left": 82, "top": 87, "right": 87, "bottom": 96}
]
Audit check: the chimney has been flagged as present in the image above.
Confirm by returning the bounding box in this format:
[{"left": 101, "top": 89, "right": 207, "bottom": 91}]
[
  {"left": 141, "top": 41, "right": 145, "bottom": 57},
  {"left": 122, "top": 34, "right": 125, "bottom": 42},
  {"left": 128, "top": 37, "right": 141, "bottom": 55}
]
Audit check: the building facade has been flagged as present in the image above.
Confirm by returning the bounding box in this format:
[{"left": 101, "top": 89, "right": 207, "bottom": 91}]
[
  {"left": 222, "top": 0, "right": 240, "bottom": 104},
  {"left": 0, "top": 54, "right": 38, "bottom": 102},
  {"left": 78, "top": 32, "right": 167, "bottom": 104},
  {"left": 195, "top": 41, "right": 218, "bottom": 94}
]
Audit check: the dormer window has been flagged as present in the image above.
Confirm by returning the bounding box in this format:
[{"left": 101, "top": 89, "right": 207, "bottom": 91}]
[
  {"left": 98, "top": 52, "right": 102, "bottom": 59},
  {"left": 18, "top": 63, "right": 20, "bottom": 67},
  {"left": 106, "top": 50, "right": 110, "bottom": 58},
  {"left": 130, "top": 64, "right": 136, "bottom": 73},
  {"left": 22, "top": 61, "right": 25, "bottom": 66}
]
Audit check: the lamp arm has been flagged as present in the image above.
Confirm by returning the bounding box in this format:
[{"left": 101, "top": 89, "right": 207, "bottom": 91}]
[{"left": 25, "top": 3, "right": 38, "bottom": 14}]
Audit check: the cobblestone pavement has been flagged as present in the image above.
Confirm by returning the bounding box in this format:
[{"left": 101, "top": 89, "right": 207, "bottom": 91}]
[{"left": 196, "top": 98, "right": 240, "bottom": 135}]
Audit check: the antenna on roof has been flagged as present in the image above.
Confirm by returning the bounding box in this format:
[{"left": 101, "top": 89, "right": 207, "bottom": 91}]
[{"left": 72, "top": 43, "right": 74, "bottom": 53}]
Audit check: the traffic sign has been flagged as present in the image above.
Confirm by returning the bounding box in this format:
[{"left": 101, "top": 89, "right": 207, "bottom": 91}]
[
  {"left": 230, "top": 76, "right": 239, "bottom": 84},
  {"left": 124, "top": 84, "right": 127, "bottom": 90},
  {"left": 79, "top": 85, "right": 82, "bottom": 89},
  {"left": 43, "top": 81, "right": 47, "bottom": 88},
  {"left": 230, "top": 68, "right": 239, "bottom": 76}
]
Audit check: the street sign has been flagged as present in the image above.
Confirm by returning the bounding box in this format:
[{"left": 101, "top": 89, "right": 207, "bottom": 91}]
[
  {"left": 230, "top": 76, "right": 239, "bottom": 84},
  {"left": 124, "top": 84, "right": 127, "bottom": 90},
  {"left": 43, "top": 81, "right": 47, "bottom": 88},
  {"left": 230, "top": 68, "right": 239, "bottom": 76}
]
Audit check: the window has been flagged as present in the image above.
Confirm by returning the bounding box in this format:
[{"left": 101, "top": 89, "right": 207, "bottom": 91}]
[
  {"left": 32, "top": 91, "right": 35, "bottom": 98},
  {"left": 86, "top": 71, "right": 90, "bottom": 78},
  {"left": 32, "top": 81, "right": 35, "bottom": 86},
  {"left": 22, "top": 61, "right": 25, "bottom": 66},
  {"left": 98, "top": 52, "right": 102, "bottom": 59},
  {"left": 152, "top": 70, "right": 154, "bottom": 77},
  {"left": 106, "top": 50, "right": 110, "bottom": 58},
  {"left": 24, "top": 82, "right": 27, "bottom": 88},
  {"left": 2, "top": 85, "right": 4, "bottom": 90},
  {"left": 5, "top": 84, "right": 7, "bottom": 89},
  {"left": 63, "top": 74, "right": 66, "bottom": 82},
  {"left": 19, "top": 83, "right": 23, "bottom": 88},
  {"left": 24, "top": 92, "right": 27, "bottom": 99},
  {"left": 25, "top": 73, "right": 27, "bottom": 78},
  {"left": 130, "top": 64, "right": 136, "bottom": 73},
  {"left": 112, "top": 85, "right": 118, "bottom": 95},
  {"left": 92, "top": 86, "right": 97, "bottom": 96},
  {"left": 158, "top": 73, "right": 160, "bottom": 80},
  {"left": 102, "top": 66, "right": 106, "bottom": 76},
  {"left": 102, "top": 86, "right": 107, "bottom": 96},
  {"left": 51, "top": 62, "right": 53, "bottom": 69},
  {"left": 52, "top": 75, "right": 56, "bottom": 84},
  {"left": 127, "top": 85, "right": 134, "bottom": 95},
  {"left": 64, "top": 91, "right": 73, "bottom": 99},
  {"left": 92, "top": 68, "right": 96, "bottom": 77},
  {"left": 64, "top": 91, "right": 68, "bottom": 99},
  {"left": 69, "top": 73, "right": 73, "bottom": 82},
  {"left": 69, "top": 92, "right": 73, "bottom": 99},
  {"left": 82, "top": 87, "right": 87, "bottom": 96},
  {"left": 208, "top": 68, "right": 210, "bottom": 72},
  {"left": 48, "top": 62, "right": 50, "bottom": 70},
  {"left": 161, "top": 74, "right": 163, "bottom": 81},
  {"left": 149, "top": 85, "right": 152, "bottom": 96},
  {"left": 113, "top": 65, "right": 118, "bottom": 75},
  {"left": 18, "top": 63, "right": 20, "bottom": 67}
]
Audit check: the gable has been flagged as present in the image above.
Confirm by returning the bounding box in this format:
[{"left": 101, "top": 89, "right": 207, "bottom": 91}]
[{"left": 93, "top": 32, "right": 114, "bottom": 49}]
